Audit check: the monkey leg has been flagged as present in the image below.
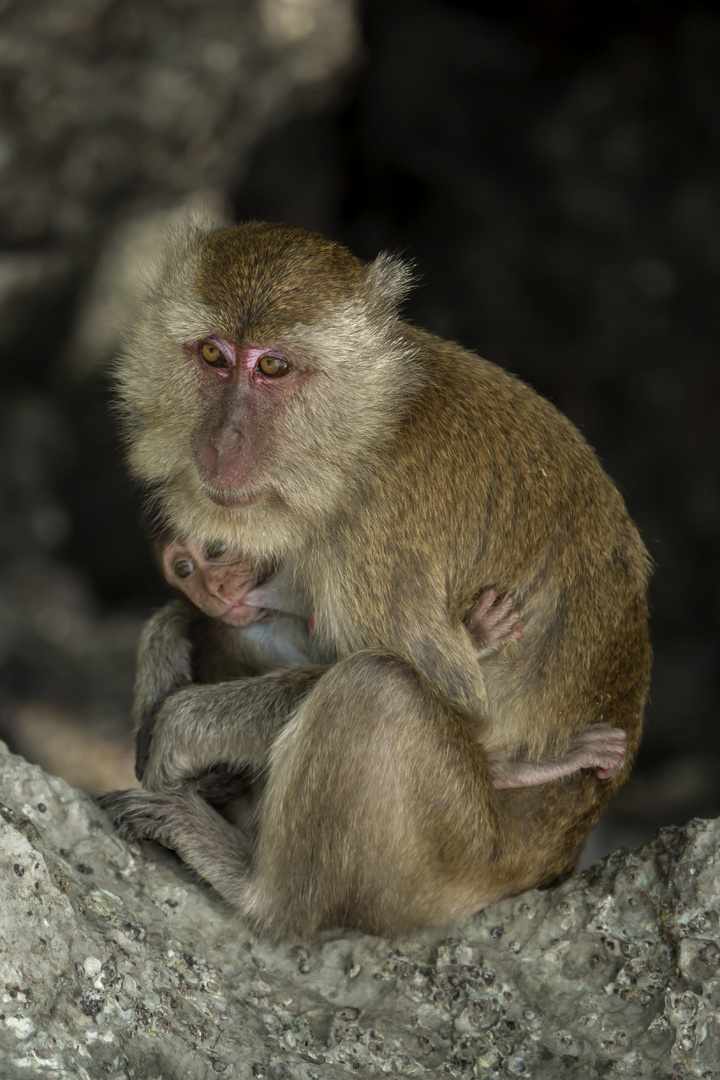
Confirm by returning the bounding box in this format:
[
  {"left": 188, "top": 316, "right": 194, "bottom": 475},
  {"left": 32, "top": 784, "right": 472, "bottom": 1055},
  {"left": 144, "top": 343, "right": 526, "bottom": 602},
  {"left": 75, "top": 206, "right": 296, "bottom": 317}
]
[
  {"left": 133, "top": 599, "right": 196, "bottom": 779},
  {"left": 141, "top": 666, "right": 325, "bottom": 792},
  {"left": 488, "top": 723, "right": 627, "bottom": 789},
  {"left": 102, "top": 651, "right": 618, "bottom": 935},
  {"left": 240, "top": 649, "right": 512, "bottom": 937},
  {"left": 102, "top": 650, "right": 508, "bottom": 934}
]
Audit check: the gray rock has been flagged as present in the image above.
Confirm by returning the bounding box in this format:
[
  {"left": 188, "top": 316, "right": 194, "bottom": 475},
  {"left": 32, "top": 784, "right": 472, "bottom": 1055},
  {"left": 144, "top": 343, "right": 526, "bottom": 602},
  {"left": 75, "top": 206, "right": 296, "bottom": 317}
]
[
  {"left": 0, "top": 0, "right": 357, "bottom": 355},
  {"left": 1, "top": 741, "right": 718, "bottom": 1078}
]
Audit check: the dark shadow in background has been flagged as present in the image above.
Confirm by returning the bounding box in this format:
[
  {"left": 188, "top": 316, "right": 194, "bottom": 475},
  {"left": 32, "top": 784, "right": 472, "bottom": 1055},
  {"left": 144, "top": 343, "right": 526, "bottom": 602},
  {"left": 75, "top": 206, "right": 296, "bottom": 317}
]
[
  {"left": 3, "top": 0, "right": 718, "bottom": 854},
  {"left": 233, "top": 0, "right": 720, "bottom": 854}
]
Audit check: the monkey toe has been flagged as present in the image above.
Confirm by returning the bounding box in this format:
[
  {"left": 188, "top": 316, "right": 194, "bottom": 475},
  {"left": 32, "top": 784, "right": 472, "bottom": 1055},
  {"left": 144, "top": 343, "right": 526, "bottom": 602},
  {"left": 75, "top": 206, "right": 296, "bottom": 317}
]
[
  {"left": 98, "top": 789, "right": 189, "bottom": 846},
  {"left": 467, "top": 588, "right": 498, "bottom": 626},
  {"left": 466, "top": 589, "right": 524, "bottom": 657}
]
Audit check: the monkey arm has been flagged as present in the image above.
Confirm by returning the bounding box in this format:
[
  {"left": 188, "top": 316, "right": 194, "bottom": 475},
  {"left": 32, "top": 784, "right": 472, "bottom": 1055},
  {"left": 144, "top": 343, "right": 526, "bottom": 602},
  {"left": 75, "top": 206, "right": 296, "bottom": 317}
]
[
  {"left": 134, "top": 587, "right": 314, "bottom": 783},
  {"left": 133, "top": 599, "right": 197, "bottom": 781},
  {"left": 141, "top": 669, "right": 624, "bottom": 796},
  {"left": 141, "top": 666, "right": 326, "bottom": 793}
]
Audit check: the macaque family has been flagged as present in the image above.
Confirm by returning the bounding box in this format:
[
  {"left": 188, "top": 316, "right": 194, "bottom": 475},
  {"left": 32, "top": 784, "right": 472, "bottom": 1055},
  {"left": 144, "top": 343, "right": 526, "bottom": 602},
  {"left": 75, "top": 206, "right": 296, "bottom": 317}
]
[{"left": 101, "top": 219, "right": 651, "bottom": 937}]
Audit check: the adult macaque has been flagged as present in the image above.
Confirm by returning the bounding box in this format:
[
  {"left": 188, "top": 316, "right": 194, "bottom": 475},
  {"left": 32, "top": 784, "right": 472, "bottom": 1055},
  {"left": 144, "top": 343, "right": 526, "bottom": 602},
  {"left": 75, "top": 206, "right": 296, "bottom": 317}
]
[{"left": 101, "top": 220, "right": 651, "bottom": 936}]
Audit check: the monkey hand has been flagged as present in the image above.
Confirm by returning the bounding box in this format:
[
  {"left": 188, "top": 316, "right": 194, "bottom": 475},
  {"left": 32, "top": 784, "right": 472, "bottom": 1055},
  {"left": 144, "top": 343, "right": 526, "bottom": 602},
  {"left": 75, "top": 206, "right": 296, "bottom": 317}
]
[
  {"left": 489, "top": 723, "right": 627, "bottom": 790},
  {"left": 139, "top": 684, "right": 222, "bottom": 793},
  {"left": 144, "top": 737, "right": 251, "bottom": 806},
  {"left": 140, "top": 667, "right": 324, "bottom": 793},
  {"left": 466, "top": 588, "right": 523, "bottom": 657}
]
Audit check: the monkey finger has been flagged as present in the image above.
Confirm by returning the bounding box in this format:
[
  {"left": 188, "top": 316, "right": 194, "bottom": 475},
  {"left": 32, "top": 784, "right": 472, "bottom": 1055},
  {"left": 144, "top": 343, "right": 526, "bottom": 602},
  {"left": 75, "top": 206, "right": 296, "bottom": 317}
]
[{"left": 466, "top": 588, "right": 499, "bottom": 628}]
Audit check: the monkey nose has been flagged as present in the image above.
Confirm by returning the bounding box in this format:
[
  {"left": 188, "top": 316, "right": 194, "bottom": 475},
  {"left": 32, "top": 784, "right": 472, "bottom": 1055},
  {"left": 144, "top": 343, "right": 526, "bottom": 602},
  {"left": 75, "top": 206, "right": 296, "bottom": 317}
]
[
  {"left": 204, "top": 570, "right": 227, "bottom": 599},
  {"left": 210, "top": 427, "right": 243, "bottom": 453}
]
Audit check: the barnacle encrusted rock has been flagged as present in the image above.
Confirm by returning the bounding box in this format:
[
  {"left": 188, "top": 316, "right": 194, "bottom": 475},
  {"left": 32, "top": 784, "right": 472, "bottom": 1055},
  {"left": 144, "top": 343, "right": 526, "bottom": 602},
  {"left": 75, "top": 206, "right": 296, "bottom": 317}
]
[{"left": 0, "top": 741, "right": 718, "bottom": 1079}]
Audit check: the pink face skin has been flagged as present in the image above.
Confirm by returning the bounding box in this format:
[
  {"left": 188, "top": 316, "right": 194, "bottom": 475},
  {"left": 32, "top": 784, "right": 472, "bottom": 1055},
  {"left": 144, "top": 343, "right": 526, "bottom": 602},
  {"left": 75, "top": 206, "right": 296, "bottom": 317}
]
[
  {"left": 161, "top": 537, "right": 266, "bottom": 628},
  {"left": 187, "top": 335, "right": 311, "bottom": 505}
]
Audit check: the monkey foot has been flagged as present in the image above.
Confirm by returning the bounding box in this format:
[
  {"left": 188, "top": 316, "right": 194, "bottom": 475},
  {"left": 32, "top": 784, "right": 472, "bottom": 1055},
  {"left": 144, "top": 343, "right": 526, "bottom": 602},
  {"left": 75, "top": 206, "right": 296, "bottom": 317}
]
[
  {"left": 99, "top": 787, "right": 251, "bottom": 900},
  {"left": 98, "top": 788, "right": 193, "bottom": 847},
  {"left": 490, "top": 723, "right": 627, "bottom": 790},
  {"left": 571, "top": 722, "right": 627, "bottom": 780}
]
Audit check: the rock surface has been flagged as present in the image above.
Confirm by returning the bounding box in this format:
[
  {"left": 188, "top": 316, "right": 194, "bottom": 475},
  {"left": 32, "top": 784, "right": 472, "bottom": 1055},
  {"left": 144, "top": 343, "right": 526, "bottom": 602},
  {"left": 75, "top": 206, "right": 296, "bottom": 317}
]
[{"left": 1, "top": 741, "right": 718, "bottom": 1079}]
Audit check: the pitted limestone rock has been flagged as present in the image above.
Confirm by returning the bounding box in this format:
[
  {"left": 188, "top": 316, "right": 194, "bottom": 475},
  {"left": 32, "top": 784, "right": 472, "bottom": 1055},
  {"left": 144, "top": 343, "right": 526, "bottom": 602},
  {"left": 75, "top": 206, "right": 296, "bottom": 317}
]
[{"left": 0, "top": 741, "right": 718, "bottom": 1079}]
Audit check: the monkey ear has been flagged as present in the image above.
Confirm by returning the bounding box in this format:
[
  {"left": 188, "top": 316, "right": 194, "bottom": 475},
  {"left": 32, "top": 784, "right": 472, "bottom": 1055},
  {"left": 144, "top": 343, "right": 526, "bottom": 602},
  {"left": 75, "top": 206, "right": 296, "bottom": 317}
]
[
  {"left": 167, "top": 204, "right": 228, "bottom": 248},
  {"left": 135, "top": 203, "right": 229, "bottom": 301},
  {"left": 363, "top": 252, "right": 415, "bottom": 316},
  {"left": 157, "top": 206, "right": 227, "bottom": 273}
]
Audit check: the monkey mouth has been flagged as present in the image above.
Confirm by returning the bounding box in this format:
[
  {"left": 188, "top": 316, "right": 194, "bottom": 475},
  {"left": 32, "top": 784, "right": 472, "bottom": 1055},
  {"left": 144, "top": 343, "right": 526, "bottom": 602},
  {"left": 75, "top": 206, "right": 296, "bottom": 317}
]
[
  {"left": 201, "top": 483, "right": 263, "bottom": 508},
  {"left": 220, "top": 599, "right": 264, "bottom": 627}
]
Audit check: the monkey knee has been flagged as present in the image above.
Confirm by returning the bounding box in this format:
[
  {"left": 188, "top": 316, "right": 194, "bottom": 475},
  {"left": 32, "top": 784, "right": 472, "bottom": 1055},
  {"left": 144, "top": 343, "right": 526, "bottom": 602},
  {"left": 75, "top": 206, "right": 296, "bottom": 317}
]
[
  {"left": 266, "top": 651, "right": 427, "bottom": 818},
  {"left": 312, "top": 648, "right": 425, "bottom": 720}
]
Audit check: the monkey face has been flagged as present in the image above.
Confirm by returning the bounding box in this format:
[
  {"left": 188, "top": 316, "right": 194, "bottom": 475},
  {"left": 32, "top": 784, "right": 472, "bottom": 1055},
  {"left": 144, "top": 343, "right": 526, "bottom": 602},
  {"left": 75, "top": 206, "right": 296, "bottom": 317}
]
[
  {"left": 116, "top": 220, "right": 421, "bottom": 558},
  {"left": 186, "top": 335, "right": 312, "bottom": 506},
  {"left": 160, "top": 536, "right": 264, "bottom": 626}
]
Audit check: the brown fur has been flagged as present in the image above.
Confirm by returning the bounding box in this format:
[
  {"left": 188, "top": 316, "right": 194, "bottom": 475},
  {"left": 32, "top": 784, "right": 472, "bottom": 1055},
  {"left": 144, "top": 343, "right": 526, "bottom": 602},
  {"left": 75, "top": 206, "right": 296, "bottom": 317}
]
[{"left": 101, "top": 219, "right": 652, "bottom": 937}]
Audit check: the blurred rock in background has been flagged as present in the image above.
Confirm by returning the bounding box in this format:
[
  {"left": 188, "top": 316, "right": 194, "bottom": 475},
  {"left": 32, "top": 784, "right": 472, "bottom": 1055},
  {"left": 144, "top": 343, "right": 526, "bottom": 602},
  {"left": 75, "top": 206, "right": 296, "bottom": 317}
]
[
  {"left": 0, "top": 0, "right": 717, "bottom": 864},
  {"left": 0, "top": 0, "right": 358, "bottom": 791}
]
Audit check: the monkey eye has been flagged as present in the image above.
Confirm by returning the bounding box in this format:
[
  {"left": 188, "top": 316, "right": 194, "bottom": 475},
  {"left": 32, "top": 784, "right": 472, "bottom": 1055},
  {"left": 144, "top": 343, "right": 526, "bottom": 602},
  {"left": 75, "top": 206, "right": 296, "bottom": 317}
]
[
  {"left": 200, "top": 340, "right": 227, "bottom": 367},
  {"left": 174, "top": 559, "right": 195, "bottom": 579},
  {"left": 258, "top": 354, "right": 291, "bottom": 378},
  {"left": 205, "top": 540, "right": 227, "bottom": 559}
]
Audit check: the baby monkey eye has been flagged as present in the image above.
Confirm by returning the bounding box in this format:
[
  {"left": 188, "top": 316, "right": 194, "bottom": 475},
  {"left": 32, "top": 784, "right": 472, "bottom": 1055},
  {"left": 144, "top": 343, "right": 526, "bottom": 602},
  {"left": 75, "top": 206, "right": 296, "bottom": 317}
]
[
  {"left": 200, "top": 341, "right": 226, "bottom": 366},
  {"left": 174, "top": 559, "right": 194, "bottom": 579},
  {"left": 258, "top": 354, "right": 291, "bottom": 378},
  {"left": 205, "top": 540, "right": 227, "bottom": 559}
]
